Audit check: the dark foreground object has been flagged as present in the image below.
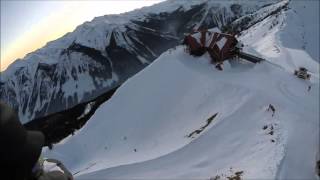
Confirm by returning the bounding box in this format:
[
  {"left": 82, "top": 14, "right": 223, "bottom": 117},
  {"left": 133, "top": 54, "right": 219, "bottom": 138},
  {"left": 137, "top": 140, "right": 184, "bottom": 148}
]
[
  {"left": 0, "top": 102, "right": 73, "bottom": 180},
  {"left": 0, "top": 102, "right": 44, "bottom": 180}
]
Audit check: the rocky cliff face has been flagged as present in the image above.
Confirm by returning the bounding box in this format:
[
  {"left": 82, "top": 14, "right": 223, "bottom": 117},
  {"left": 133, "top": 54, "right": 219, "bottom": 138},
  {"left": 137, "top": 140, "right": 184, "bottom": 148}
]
[{"left": 0, "top": 0, "right": 283, "bottom": 123}]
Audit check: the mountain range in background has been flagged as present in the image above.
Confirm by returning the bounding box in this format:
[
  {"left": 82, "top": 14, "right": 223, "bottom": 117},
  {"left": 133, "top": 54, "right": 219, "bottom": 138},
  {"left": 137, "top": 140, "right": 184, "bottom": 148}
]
[
  {"left": 0, "top": 0, "right": 281, "bottom": 123},
  {"left": 42, "top": 0, "right": 319, "bottom": 178}
]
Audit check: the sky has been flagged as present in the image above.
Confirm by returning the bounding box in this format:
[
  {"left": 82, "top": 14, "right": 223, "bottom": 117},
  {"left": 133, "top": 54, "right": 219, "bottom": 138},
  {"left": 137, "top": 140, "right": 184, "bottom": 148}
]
[{"left": 0, "top": 0, "right": 163, "bottom": 71}]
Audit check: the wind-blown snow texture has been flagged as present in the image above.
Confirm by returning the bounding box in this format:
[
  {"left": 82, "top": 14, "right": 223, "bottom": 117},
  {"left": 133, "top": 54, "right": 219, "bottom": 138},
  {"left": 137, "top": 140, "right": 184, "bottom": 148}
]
[
  {"left": 0, "top": 0, "right": 280, "bottom": 123},
  {"left": 44, "top": 0, "right": 319, "bottom": 179}
]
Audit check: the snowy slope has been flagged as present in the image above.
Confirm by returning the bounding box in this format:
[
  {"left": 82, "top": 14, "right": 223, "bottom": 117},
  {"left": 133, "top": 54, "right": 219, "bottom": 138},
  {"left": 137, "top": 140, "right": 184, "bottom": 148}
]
[
  {"left": 44, "top": 1, "right": 319, "bottom": 179},
  {"left": 0, "top": 0, "right": 282, "bottom": 123},
  {"left": 239, "top": 1, "right": 320, "bottom": 179},
  {"left": 239, "top": 0, "right": 319, "bottom": 75}
]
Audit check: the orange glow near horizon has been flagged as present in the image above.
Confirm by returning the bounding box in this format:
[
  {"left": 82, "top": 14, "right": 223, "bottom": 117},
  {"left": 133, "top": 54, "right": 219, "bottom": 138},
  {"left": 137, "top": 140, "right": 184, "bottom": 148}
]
[
  {"left": 1, "top": 4, "right": 79, "bottom": 71},
  {"left": 0, "top": 1, "right": 163, "bottom": 72}
]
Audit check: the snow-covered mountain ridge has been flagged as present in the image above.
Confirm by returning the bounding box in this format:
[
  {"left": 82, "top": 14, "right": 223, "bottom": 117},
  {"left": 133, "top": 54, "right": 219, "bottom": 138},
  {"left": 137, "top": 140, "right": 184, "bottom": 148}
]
[
  {"left": 0, "top": 0, "right": 285, "bottom": 123},
  {"left": 45, "top": 0, "right": 319, "bottom": 179}
]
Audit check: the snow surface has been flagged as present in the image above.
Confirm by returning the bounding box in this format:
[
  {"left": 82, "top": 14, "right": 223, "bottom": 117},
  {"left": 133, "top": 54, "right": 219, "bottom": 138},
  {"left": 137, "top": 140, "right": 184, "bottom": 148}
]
[
  {"left": 43, "top": 161, "right": 64, "bottom": 173},
  {"left": 44, "top": 0, "right": 319, "bottom": 179},
  {"left": 216, "top": 37, "right": 227, "bottom": 50}
]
